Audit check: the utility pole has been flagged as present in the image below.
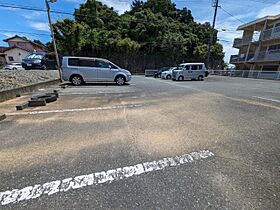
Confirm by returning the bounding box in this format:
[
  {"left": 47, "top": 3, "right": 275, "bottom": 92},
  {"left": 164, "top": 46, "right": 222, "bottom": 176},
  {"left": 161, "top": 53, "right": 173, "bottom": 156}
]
[
  {"left": 45, "top": 0, "right": 63, "bottom": 82},
  {"left": 206, "top": 0, "right": 219, "bottom": 69}
]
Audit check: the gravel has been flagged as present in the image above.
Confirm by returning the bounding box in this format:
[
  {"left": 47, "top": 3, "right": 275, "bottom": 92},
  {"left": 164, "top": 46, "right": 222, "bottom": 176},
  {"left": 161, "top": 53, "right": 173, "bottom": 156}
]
[{"left": 0, "top": 70, "right": 59, "bottom": 91}]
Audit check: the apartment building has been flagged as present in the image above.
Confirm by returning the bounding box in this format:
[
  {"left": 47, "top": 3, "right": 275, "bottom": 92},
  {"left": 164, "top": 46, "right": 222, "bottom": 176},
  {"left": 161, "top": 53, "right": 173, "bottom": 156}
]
[{"left": 230, "top": 14, "right": 280, "bottom": 72}]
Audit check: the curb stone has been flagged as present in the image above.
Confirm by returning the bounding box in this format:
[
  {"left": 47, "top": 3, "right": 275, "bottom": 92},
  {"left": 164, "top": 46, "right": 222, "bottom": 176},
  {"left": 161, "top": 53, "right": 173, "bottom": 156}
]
[
  {"left": 28, "top": 99, "right": 47, "bottom": 107},
  {"left": 16, "top": 102, "right": 29, "bottom": 111}
]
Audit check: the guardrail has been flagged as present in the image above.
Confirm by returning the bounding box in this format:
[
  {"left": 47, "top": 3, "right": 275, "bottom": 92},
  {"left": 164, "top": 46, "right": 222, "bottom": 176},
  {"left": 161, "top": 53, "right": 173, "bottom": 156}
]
[{"left": 210, "top": 70, "right": 280, "bottom": 80}]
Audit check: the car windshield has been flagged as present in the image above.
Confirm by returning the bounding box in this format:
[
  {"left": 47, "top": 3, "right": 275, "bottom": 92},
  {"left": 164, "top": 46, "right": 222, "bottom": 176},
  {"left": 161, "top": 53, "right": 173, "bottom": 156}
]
[{"left": 26, "top": 54, "right": 44, "bottom": 59}]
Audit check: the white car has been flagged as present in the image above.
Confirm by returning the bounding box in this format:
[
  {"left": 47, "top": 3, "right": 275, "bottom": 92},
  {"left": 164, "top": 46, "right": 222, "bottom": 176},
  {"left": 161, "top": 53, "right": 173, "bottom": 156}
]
[
  {"left": 161, "top": 67, "right": 177, "bottom": 79},
  {"left": 172, "top": 63, "right": 208, "bottom": 81},
  {"left": 4, "top": 63, "right": 24, "bottom": 70}
]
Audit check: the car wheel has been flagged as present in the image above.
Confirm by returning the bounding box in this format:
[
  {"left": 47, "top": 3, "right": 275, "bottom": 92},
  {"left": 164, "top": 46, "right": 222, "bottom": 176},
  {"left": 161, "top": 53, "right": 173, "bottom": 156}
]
[
  {"left": 42, "top": 65, "right": 47, "bottom": 70},
  {"left": 198, "top": 75, "right": 204, "bottom": 81},
  {"left": 166, "top": 75, "right": 171, "bottom": 79},
  {"left": 178, "top": 76, "right": 184, "bottom": 81},
  {"left": 12, "top": 67, "right": 17, "bottom": 70},
  {"left": 115, "top": 75, "right": 125, "bottom": 86},
  {"left": 71, "top": 75, "right": 83, "bottom": 86}
]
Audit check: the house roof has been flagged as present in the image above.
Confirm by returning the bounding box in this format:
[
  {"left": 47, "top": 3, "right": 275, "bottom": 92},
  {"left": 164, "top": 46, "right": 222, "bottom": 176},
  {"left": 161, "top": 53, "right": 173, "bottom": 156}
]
[
  {"left": 3, "top": 35, "right": 46, "bottom": 51},
  {"left": 237, "top": 14, "right": 280, "bottom": 30},
  {"left": 1, "top": 46, "right": 33, "bottom": 53},
  {"left": 0, "top": 46, "right": 8, "bottom": 53}
]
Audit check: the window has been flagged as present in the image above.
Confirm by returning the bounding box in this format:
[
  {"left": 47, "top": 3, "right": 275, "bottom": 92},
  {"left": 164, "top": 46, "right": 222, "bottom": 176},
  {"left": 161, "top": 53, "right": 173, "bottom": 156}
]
[
  {"left": 184, "top": 65, "right": 190, "bottom": 70},
  {"left": 94, "top": 60, "right": 110, "bottom": 68},
  {"left": 275, "top": 23, "right": 280, "bottom": 28},
  {"left": 191, "top": 65, "right": 198, "bottom": 70},
  {"left": 109, "top": 63, "right": 118, "bottom": 69},
  {"left": 18, "top": 42, "right": 26, "bottom": 48},
  {"left": 8, "top": 56, "right": 14, "bottom": 61},
  {"left": 268, "top": 44, "right": 280, "bottom": 54},
  {"left": 68, "top": 58, "right": 79, "bottom": 66},
  {"left": 79, "top": 59, "right": 94, "bottom": 67},
  {"left": 68, "top": 58, "right": 96, "bottom": 67}
]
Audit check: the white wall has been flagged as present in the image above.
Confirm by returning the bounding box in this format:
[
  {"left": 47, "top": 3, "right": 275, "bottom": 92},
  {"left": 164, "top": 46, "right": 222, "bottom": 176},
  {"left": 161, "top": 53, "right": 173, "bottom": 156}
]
[{"left": 4, "top": 48, "right": 30, "bottom": 63}]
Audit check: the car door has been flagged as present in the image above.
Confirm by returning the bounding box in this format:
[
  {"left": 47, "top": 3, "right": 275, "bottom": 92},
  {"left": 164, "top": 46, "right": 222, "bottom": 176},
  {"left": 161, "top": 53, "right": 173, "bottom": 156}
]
[
  {"left": 78, "top": 58, "right": 98, "bottom": 82},
  {"left": 191, "top": 65, "right": 200, "bottom": 78},
  {"left": 95, "top": 59, "right": 116, "bottom": 81},
  {"left": 183, "top": 65, "right": 193, "bottom": 79}
]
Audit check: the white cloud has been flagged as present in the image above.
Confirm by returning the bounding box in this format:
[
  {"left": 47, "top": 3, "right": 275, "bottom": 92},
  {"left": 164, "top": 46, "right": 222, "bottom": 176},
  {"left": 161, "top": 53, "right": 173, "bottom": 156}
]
[
  {"left": 257, "top": 1, "right": 280, "bottom": 18},
  {"left": 28, "top": 22, "right": 50, "bottom": 32},
  {"left": 100, "top": 0, "right": 131, "bottom": 14},
  {"left": 23, "top": 11, "right": 44, "bottom": 20},
  {"left": 63, "top": 0, "right": 131, "bottom": 14},
  {"left": 1, "top": 32, "right": 17, "bottom": 37}
]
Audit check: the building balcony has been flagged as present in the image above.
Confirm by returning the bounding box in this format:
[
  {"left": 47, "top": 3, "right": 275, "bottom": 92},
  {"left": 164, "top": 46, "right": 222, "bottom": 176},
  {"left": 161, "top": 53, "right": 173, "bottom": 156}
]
[
  {"left": 230, "top": 54, "right": 255, "bottom": 63},
  {"left": 233, "top": 37, "right": 252, "bottom": 48},
  {"left": 260, "top": 26, "right": 280, "bottom": 41},
  {"left": 256, "top": 49, "right": 280, "bottom": 61}
]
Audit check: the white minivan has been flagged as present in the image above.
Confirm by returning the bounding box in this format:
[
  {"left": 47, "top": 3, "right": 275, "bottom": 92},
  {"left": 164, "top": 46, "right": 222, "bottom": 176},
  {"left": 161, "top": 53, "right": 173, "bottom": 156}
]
[
  {"left": 61, "top": 57, "right": 132, "bottom": 86},
  {"left": 172, "top": 63, "right": 208, "bottom": 81}
]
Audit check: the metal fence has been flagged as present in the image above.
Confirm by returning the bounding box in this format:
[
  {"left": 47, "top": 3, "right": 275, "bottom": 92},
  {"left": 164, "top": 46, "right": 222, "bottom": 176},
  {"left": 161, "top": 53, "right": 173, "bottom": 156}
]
[{"left": 210, "top": 70, "right": 280, "bottom": 80}]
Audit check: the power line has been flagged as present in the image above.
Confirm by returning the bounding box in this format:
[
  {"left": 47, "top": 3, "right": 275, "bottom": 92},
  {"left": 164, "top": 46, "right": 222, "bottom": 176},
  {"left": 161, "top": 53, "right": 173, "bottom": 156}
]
[
  {"left": 0, "top": 30, "right": 50, "bottom": 37},
  {"left": 219, "top": 6, "right": 245, "bottom": 24}
]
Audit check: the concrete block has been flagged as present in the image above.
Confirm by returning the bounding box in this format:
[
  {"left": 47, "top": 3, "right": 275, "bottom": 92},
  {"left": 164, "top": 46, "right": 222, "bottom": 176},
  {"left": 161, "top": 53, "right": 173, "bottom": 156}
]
[
  {"left": 16, "top": 102, "right": 29, "bottom": 111},
  {"left": 53, "top": 90, "right": 59, "bottom": 98},
  {"left": 0, "top": 113, "right": 6, "bottom": 121},
  {"left": 28, "top": 99, "right": 46, "bottom": 107}
]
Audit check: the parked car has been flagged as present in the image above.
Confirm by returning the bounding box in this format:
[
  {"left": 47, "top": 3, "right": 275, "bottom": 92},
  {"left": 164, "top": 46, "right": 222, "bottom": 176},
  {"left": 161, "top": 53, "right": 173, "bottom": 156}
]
[
  {"left": 4, "top": 63, "right": 24, "bottom": 70},
  {"left": 21, "top": 53, "right": 57, "bottom": 70},
  {"left": 161, "top": 67, "right": 177, "bottom": 79},
  {"left": 172, "top": 63, "right": 208, "bottom": 81},
  {"left": 61, "top": 56, "right": 132, "bottom": 86},
  {"left": 153, "top": 67, "right": 171, "bottom": 78}
]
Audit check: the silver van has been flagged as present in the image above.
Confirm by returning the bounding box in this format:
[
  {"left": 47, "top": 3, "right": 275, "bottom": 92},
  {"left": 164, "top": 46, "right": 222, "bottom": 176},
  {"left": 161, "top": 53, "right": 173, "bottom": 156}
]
[
  {"left": 61, "top": 57, "right": 132, "bottom": 86},
  {"left": 172, "top": 63, "right": 208, "bottom": 81}
]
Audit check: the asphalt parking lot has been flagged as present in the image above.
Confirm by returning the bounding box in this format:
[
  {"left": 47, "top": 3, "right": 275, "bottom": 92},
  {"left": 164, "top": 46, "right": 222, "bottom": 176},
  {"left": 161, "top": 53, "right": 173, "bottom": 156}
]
[{"left": 0, "top": 76, "right": 279, "bottom": 209}]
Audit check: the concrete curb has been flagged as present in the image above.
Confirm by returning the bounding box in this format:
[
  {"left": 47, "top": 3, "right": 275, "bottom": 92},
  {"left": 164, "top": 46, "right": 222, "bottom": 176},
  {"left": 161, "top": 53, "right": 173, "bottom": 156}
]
[
  {"left": 0, "top": 79, "right": 60, "bottom": 103},
  {"left": 0, "top": 113, "right": 6, "bottom": 121}
]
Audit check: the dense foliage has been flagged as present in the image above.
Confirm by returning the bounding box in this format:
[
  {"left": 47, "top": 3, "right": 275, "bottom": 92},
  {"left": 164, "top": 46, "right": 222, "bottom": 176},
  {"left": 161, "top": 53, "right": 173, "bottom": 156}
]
[{"left": 51, "top": 0, "right": 224, "bottom": 72}]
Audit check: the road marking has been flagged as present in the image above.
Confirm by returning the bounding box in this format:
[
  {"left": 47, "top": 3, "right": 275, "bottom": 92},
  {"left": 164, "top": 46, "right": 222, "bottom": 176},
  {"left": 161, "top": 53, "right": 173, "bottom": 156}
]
[
  {"left": 0, "top": 150, "right": 214, "bottom": 206},
  {"left": 7, "top": 104, "right": 143, "bottom": 116},
  {"left": 60, "top": 91, "right": 137, "bottom": 96},
  {"left": 252, "top": 96, "right": 280, "bottom": 103}
]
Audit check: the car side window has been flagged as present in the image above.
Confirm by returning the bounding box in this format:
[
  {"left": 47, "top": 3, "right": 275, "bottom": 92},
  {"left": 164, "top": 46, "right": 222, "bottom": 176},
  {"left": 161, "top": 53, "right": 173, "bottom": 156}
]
[
  {"left": 79, "top": 59, "right": 94, "bottom": 67},
  {"left": 198, "top": 65, "right": 203, "bottom": 70},
  {"left": 191, "top": 65, "right": 198, "bottom": 70},
  {"left": 185, "top": 65, "right": 190, "bottom": 70},
  {"left": 68, "top": 58, "right": 79, "bottom": 66},
  {"left": 95, "top": 60, "right": 110, "bottom": 68},
  {"left": 109, "top": 63, "right": 118, "bottom": 69}
]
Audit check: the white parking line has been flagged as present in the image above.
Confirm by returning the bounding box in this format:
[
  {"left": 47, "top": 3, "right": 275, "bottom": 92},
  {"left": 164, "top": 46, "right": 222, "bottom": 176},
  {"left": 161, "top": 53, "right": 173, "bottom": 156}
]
[
  {"left": 7, "top": 104, "right": 143, "bottom": 116},
  {"left": 0, "top": 150, "right": 214, "bottom": 206},
  {"left": 252, "top": 96, "right": 280, "bottom": 103},
  {"left": 60, "top": 91, "right": 137, "bottom": 96}
]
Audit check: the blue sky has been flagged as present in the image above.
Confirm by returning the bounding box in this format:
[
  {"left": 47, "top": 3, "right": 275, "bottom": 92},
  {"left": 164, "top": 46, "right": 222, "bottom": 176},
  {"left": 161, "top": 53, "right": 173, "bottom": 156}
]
[{"left": 0, "top": 0, "right": 280, "bottom": 62}]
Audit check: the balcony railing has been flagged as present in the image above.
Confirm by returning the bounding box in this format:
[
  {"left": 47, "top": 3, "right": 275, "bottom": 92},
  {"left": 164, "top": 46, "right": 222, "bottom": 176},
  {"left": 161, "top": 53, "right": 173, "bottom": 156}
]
[
  {"left": 230, "top": 54, "right": 255, "bottom": 63},
  {"left": 256, "top": 49, "right": 280, "bottom": 61},
  {"left": 260, "top": 26, "right": 280, "bottom": 41},
  {"left": 233, "top": 37, "right": 252, "bottom": 47}
]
